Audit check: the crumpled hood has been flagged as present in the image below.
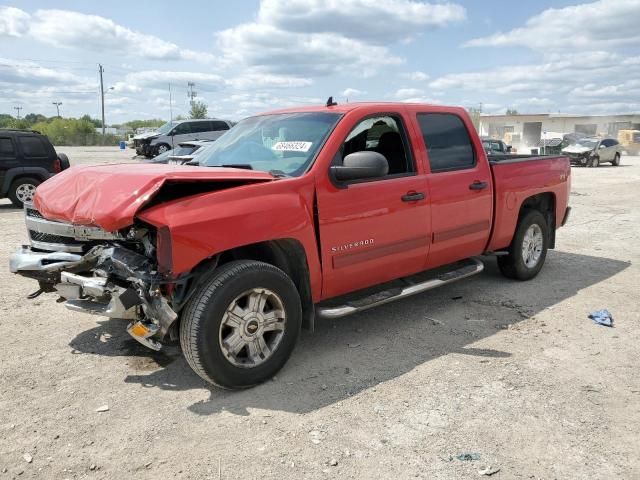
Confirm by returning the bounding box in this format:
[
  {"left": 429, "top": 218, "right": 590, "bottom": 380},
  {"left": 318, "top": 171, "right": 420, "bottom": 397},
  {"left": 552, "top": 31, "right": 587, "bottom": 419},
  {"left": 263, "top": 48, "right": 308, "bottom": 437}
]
[
  {"left": 133, "top": 131, "right": 158, "bottom": 140},
  {"left": 33, "top": 164, "right": 274, "bottom": 232},
  {"left": 562, "top": 145, "right": 593, "bottom": 154}
]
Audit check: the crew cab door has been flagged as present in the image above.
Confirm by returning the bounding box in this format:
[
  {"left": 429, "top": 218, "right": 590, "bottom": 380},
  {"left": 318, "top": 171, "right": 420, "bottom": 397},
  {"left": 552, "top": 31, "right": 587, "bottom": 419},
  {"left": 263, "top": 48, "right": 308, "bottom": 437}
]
[
  {"left": 316, "top": 112, "right": 431, "bottom": 299},
  {"left": 414, "top": 112, "right": 493, "bottom": 268}
]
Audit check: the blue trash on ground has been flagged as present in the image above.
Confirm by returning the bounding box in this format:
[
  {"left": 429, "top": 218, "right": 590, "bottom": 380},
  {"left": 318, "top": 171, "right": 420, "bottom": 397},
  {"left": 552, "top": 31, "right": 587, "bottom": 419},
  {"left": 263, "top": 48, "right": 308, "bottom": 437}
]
[{"left": 588, "top": 309, "right": 614, "bottom": 327}]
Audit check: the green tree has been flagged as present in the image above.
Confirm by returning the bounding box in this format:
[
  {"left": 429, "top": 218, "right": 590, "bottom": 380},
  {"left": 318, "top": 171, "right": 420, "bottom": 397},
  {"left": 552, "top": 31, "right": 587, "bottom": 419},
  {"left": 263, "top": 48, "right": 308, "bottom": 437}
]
[
  {"left": 505, "top": 109, "right": 519, "bottom": 115},
  {"left": 189, "top": 101, "right": 208, "bottom": 119}
]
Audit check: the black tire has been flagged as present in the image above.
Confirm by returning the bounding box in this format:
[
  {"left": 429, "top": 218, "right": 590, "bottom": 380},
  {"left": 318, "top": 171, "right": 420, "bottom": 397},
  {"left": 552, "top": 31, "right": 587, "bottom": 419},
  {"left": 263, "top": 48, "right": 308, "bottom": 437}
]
[
  {"left": 180, "top": 260, "right": 302, "bottom": 389},
  {"left": 497, "top": 210, "right": 549, "bottom": 281},
  {"left": 57, "top": 152, "right": 70, "bottom": 170},
  {"left": 587, "top": 155, "right": 599, "bottom": 168},
  {"left": 8, "top": 177, "right": 41, "bottom": 208},
  {"left": 612, "top": 153, "right": 621, "bottom": 166},
  {"left": 155, "top": 143, "right": 170, "bottom": 156}
]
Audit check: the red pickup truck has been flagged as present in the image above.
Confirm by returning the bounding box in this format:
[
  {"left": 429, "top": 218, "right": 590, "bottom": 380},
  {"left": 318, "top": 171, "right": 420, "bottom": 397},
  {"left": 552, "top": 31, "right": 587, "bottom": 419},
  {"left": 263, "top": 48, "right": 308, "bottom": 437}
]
[{"left": 10, "top": 102, "right": 571, "bottom": 388}]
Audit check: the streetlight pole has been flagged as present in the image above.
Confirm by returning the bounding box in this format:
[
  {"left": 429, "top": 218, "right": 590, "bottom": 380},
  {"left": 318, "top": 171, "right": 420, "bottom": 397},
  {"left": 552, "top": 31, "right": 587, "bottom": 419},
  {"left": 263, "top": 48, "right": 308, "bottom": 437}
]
[
  {"left": 52, "top": 102, "right": 62, "bottom": 117},
  {"left": 99, "top": 64, "right": 105, "bottom": 135},
  {"left": 13, "top": 106, "right": 22, "bottom": 119}
]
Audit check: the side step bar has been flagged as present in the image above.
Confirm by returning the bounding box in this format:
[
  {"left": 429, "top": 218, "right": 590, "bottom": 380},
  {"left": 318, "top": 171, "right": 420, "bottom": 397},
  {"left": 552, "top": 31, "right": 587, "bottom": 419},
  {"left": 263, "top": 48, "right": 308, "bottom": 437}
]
[{"left": 316, "top": 257, "right": 484, "bottom": 319}]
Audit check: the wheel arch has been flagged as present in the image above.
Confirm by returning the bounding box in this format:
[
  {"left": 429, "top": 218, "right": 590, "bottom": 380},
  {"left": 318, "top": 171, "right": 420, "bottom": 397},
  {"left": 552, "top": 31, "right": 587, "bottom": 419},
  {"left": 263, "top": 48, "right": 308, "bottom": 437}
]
[
  {"left": 517, "top": 192, "right": 556, "bottom": 249},
  {"left": 1, "top": 167, "right": 51, "bottom": 196},
  {"left": 173, "top": 238, "right": 314, "bottom": 332}
]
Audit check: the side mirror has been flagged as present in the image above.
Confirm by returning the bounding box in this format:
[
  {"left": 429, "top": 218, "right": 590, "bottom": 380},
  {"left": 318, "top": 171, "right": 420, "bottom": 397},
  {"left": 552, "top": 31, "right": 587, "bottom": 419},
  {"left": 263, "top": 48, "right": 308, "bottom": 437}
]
[
  {"left": 506, "top": 145, "right": 512, "bottom": 152},
  {"left": 331, "top": 151, "right": 389, "bottom": 182},
  {"left": 599, "top": 144, "right": 606, "bottom": 149}
]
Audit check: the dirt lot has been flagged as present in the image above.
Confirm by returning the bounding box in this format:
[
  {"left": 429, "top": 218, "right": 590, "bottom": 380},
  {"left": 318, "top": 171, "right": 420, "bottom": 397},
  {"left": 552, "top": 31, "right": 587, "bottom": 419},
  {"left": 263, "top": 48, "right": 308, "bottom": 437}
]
[{"left": 1, "top": 146, "right": 639, "bottom": 479}]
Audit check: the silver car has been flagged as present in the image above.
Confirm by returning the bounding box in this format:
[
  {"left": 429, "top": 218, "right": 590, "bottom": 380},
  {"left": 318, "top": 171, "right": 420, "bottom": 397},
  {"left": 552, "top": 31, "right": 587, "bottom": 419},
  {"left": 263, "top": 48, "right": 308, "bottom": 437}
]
[
  {"left": 561, "top": 137, "right": 622, "bottom": 167},
  {"left": 133, "top": 119, "right": 233, "bottom": 157}
]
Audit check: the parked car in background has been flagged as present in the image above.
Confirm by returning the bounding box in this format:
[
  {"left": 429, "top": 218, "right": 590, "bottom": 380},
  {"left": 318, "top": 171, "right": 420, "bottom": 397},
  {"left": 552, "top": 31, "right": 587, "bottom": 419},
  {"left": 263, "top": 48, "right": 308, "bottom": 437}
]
[
  {"left": 143, "top": 140, "right": 212, "bottom": 164},
  {"left": 481, "top": 137, "right": 512, "bottom": 155},
  {"left": 561, "top": 137, "right": 622, "bottom": 167},
  {"left": 10, "top": 101, "right": 571, "bottom": 388},
  {"left": 133, "top": 119, "right": 233, "bottom": 157},
  {"left": 0, "top": 129, "right": 70, "bottom": 208}
]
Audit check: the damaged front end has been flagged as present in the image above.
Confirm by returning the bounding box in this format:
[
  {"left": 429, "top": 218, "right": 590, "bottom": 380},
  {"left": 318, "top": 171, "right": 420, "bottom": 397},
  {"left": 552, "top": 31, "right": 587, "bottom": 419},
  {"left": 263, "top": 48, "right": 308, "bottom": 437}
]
[{"left": 10, "top": 204, "right": 178, "bottom": 351}]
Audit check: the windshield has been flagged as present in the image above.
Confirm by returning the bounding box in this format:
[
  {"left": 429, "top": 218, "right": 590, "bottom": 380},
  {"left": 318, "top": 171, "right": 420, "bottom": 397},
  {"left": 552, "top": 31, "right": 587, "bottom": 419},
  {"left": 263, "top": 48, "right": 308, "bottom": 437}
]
[
  {"left": 200, "top": 112, "right": 341, "bottom": 176},
  {"left": 576, "top": 139, "right": 598, "bottom": 148},
  {"left": 156, "top": 121, "right": 177, "bottom": 135}
]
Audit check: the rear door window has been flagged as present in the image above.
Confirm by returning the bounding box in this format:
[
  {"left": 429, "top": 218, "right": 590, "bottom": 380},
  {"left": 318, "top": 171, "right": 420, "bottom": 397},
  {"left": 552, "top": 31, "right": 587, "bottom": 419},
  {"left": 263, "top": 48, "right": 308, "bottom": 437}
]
[
  {"left": 210, "top": 120, "right": 230, "bottom": 131},
  {"left": 417, "top": 113, "right": 475, "bottom": 172},
  {"left": 0, "top": 137, "right": 16, "bottom": 158},
  {"left": 191, "top": 121, "right": 212, "bottom": 134},
  {"left": 18, "top": 136, "right": 48, "bottom": 158}
]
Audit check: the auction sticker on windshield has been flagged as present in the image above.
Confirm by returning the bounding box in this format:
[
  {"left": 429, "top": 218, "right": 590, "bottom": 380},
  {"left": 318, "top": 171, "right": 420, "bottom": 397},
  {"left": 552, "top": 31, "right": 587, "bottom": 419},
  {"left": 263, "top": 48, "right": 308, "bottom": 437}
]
[{"left": 272, "top": 141, "right": 312, "bottom": 152}]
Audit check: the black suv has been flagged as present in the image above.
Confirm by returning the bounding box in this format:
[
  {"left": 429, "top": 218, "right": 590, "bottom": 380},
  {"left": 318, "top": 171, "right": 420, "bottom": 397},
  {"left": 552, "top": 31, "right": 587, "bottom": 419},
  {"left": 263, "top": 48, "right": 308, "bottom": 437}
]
[{"left": 0, "top": 129, "right": 69, "bottom": 208}]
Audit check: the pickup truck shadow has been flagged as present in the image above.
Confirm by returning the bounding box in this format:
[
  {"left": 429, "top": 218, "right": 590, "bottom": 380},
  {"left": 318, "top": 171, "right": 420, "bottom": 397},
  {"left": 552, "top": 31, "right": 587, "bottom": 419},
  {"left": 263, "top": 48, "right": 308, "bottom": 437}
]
[{"left": 69, "top": 250, "right": 630, "bottom": 415}]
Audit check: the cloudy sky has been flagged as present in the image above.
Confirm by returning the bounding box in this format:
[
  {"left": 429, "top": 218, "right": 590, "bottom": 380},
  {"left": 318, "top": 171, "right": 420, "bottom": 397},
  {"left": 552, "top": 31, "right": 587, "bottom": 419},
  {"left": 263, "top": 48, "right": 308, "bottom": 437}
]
[{"left": 0, "top": 0, "right": 639, "bottom": 123}]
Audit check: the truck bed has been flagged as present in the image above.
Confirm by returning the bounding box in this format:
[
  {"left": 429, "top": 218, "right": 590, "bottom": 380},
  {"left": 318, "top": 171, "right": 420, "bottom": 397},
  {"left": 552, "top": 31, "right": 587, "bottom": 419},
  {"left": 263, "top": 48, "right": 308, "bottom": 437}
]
[{"left": 486, "top": 154, "right": 570, "bottom": 252}]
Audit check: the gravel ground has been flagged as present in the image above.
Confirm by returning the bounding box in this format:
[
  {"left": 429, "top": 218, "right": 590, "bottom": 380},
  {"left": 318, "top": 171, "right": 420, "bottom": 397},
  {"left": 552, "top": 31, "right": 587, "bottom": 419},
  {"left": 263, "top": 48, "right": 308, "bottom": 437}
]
[{"left": 1, "top": 147, "right": 639, "bottom": 479}]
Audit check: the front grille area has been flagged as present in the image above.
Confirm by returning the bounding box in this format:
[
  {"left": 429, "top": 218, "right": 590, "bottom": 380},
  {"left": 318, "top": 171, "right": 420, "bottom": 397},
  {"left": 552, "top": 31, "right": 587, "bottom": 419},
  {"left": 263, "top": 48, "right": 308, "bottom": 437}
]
[
  {"left": 26, "top": 208, "right": 44, "bottom": 219},
  {"left": 29, "top": 230, "right": 83, "bottom": 245}
]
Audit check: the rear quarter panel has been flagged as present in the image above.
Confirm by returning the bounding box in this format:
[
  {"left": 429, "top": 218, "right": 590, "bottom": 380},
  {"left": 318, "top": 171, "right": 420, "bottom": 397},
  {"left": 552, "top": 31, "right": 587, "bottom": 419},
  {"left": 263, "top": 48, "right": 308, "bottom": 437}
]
[{"left": 487, "top": 156, "right": 570, "bottom": 251}]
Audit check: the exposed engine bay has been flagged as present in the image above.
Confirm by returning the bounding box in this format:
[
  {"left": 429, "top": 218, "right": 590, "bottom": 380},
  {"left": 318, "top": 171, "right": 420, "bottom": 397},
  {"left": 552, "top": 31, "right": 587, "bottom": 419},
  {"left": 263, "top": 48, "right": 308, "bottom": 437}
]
[{"left": 10, "top": 204, "right": 179, "bottom": 350}]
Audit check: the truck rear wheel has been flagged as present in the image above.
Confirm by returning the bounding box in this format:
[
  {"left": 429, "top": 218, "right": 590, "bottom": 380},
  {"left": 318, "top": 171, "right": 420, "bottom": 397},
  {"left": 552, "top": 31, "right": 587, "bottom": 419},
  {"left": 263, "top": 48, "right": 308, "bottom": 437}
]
[
  {"left": 180, "top": 260, "right": 302, "bottom": 389},
  {"left": 498, "top": 210, "right": 549, "bottom": 281}
]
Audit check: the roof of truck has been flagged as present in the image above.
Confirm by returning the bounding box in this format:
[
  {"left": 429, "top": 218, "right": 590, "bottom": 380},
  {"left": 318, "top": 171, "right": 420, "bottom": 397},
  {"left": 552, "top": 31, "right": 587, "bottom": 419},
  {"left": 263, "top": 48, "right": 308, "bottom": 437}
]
[{"left": 260, "top": 101, "right": 458, "bottom": 116}]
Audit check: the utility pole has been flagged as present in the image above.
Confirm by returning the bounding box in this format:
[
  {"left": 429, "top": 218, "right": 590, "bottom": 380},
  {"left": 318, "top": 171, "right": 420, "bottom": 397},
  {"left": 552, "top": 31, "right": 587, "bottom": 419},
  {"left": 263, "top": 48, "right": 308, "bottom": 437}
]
[
  {"left": 13, "top": 106, "right": 22, "bottom": 119},
  {"left": 99, "top": 64, "right": 105, "bottom": 135},
  {"left": 187, "top": 82, "right": 197, "bottom": 107},
  {"left": 52, "top": 102, "right": 62, "bottom": 117},
  {"left": 169, "top": 83, "right": 173, "bottom": 123}
]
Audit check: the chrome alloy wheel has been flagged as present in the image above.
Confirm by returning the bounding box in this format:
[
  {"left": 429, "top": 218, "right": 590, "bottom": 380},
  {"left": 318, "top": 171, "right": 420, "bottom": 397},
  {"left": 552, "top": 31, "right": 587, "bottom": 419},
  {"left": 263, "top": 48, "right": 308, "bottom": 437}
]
[
  {"left": 219, "top": 288, "right": 286, "bottom": 368},
  {"left": 16, "top": 183, "right": 36, "bottom": 203},
  {"left": 522, "top": 224, "right": 543, "bottom": 268}
]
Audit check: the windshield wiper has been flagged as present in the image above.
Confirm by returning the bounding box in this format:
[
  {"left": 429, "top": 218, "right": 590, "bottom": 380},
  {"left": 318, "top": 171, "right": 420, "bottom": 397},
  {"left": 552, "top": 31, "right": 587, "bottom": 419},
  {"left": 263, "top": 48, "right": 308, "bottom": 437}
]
[
  {"left": 204, "top": 163, "right": 254, "bottom": 170},
  {"left": 269, "top": 169, "right": 289, "bottom": 178}
]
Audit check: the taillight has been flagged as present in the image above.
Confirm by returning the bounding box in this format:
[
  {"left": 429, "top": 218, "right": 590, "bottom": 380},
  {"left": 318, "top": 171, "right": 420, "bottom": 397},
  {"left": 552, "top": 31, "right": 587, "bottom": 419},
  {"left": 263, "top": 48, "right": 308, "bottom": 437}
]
[{"left": 52, "top": 158, "right": 61, "bottom": 173}]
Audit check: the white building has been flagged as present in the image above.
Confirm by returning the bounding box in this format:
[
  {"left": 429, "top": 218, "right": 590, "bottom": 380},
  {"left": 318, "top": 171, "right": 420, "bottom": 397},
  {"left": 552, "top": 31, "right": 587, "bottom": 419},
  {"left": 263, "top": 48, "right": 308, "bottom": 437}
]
[{"left": 478, "top": 113, "right": 640, "bottom": 151}]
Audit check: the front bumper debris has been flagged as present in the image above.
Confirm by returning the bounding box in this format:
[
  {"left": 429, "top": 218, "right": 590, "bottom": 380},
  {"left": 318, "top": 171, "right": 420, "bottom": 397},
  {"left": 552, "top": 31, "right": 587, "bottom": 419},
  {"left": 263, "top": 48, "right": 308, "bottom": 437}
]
[{"left": 10, "top": 244, "right": 177, "bottom": 350}]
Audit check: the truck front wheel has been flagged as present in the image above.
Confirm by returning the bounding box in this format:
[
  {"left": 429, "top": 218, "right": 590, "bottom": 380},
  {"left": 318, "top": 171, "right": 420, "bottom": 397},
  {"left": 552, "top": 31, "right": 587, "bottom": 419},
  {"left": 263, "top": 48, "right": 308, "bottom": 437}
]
[
  {"left": 180, "top": 260, "right": 302, "bottom": 389},
  {"left": 498, "top": 210, "right": 549, "bottom": 281}
]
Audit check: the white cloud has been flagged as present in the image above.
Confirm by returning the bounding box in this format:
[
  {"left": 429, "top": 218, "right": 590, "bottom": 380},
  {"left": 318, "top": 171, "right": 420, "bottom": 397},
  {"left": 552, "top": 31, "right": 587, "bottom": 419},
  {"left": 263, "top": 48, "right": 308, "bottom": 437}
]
[
  {"left": 465, "top": 0, "right": 640, "bottom": 50},
  {"left": 342, "top": 88, "right": 366, "bottom": 98},
  {"left": 0, "top": 6, "right": 30, "bottom": 36},
  {"left": 216, "top": 0, "right": 465, "bottom": 76},
  {"left": 0, "top": 58, "right": 92, "bottom": 87},
  {"left": 259, "top": 0, "right": 466, "bottom": 43},
  {"left": 393, "top": 87, "right": 425, "bottom": 99},
  {"left": 229, "top": 73, "right": 312, "bottom": 89},
  {"left": 428, "top": 51, "right": 640, "bottom": 113},
  {"left": 1, "top": 7, "right": 216, "bottom": 63},
  {"left": 112, "top": 70, "right": 227, "bottom": 93},
  {"left": 217, "top": 23, "right": 402, "bottom": 76},
  {"left": 400, "top": 71, "right": 430, "bottom": 81}
]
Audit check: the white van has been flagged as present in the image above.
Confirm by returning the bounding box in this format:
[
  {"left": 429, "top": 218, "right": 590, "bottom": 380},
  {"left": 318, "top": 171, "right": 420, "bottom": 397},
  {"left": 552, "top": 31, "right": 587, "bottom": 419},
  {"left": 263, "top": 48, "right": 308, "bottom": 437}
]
[{"left": 133, "top": 119, "right": 233, "bottom": 157}]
